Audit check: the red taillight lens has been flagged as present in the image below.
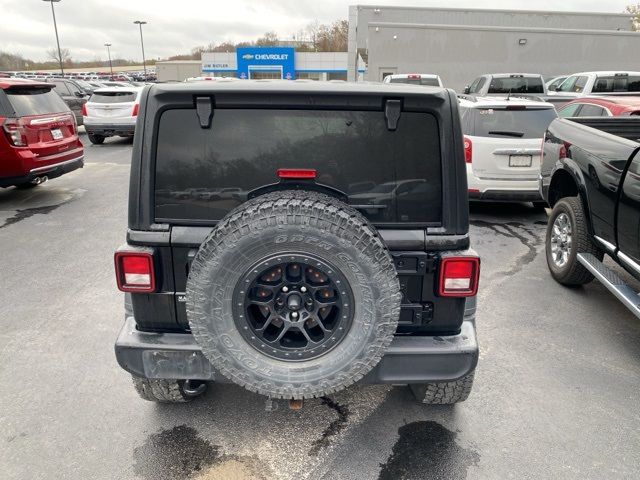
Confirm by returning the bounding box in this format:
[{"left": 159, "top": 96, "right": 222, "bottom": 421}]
[
  {"left": 407, "top": 74, "right": 421, "bottom": 79},
  {"left": 438, "top": 256, "right": 480, "bottom": 297},
  {"left": 114, "top": 251, "right": 155, "bottom": 293},
  {"left": 463, "top": 136, "right": 472, "bottom": 163},
  {"left": 81, "top": 103, "right": 87, "bottom": 116},
  {"left": 132, "top": 104, "right": 139, "bottom": 117},
  {"left": 2, "top": 118, "right": 26, "bottom": 146},
  {"left": 277, "top": 168, "right": 317, "bottom": 179}
]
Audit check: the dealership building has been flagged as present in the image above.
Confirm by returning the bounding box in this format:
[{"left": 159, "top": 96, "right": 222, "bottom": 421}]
[
  {"left": 157, "top": 47, "right": 365, "bottom": 82},
  {"left": 348, "top": 5, "right": 640, "bottom": 90}
]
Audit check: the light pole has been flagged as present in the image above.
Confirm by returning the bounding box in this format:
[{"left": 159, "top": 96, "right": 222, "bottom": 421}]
[
  {"left": 42, "top": 0, "right": 64, "bottom": 75},
  {"left": 133, "top": 20, "right": 147, "bottom": 78},
  {"left": 104, "top": 43, "right": 113, "bottom": 77}
]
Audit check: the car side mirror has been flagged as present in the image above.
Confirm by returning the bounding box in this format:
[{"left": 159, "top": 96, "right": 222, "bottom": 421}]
[
  {"left": 463, "top": 86, "right": 470, "bottom": 94},
  {"left": 550, "top": 85, "right": 558, "bottom": 92},
  {"left": 74, "top": 91, "right": 85, "bottom": 98}
]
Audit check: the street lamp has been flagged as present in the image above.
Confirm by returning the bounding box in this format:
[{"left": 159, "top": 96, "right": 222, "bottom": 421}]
[
  {"left": 133, "top": 20, "right": 148, "bottom": 78},
  {"left": 42, "top": 0, "right": 64, "bottom": 75},
  {"left": 104, "top": 43, "right": 113, "bottom": 77}
]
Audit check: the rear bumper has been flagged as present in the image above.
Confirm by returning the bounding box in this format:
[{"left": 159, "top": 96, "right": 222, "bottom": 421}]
[
  {"left": 468, "top": 189, "right": 543, "bottom": 202},
  {"left": 84, "top": 123, "right": 135, "bottom": 136},
  {"left": 0, "top": 155, "right": 84, "bottom": 188},
  {"left": 115, "top": 316, "right": 478, "bottom": 384}
]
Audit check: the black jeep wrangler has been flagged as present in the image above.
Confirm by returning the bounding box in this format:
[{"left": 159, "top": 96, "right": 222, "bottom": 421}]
[{"left": 114, "top": 80, "right": 479, "bottom": 404}]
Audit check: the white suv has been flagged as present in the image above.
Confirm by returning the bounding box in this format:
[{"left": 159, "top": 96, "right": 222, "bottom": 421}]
[
  {"left": 458, "top": 96, "right": 557, "bottom": 204},
  {"left": 83, "top": 87, "right": 143, "bottom": 145}
]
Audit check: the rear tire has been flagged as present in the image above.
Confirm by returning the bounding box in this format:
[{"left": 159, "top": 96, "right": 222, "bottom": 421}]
[
  {"left": 545, "top": 196, "right": 603, "bottom": 286},
  {"left": 131, "top": 376, "right": 207, "bottom": 403},
  {"left": 87, "top": 133, "right": 105, "bottom": 145},
  {"left": 410, "top": 372, "right": 475, "bottom": 404}
]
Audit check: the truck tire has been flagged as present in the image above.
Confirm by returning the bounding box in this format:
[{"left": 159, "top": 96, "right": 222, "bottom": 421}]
[
  {"left": 546, "top": 196, "right": 603, "bottom": 286},
  {"left": 87, "top": 133, "right": 105, "bottom": 145},
  {"left": 131, "top": 376, "right": 207, "bottom": 403},
  {"left": 187, "top": 191, "right": 401, "bottom": 399},
  {"left": 409, "top": 372, "right": 475, "bottom": 404}
]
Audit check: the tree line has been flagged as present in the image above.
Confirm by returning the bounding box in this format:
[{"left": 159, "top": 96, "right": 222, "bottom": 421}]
[{"left": 0, "top": 20, "right": 347, "bottom": 71}]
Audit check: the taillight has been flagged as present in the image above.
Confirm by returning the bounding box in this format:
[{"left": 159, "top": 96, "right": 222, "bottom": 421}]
[
  {"left": 132, "top": 104, "right": 139, "bottom": 116},
  {"left": 438, "top": 256, "right": 480, "bottom": 297},
  {"left": 463, "top": 136, "right": 472, "bottom": 163},
  {"left": 114, "top": 251, "right": 156, "bottom": 293},
  {"left": 81, "top": 103, "right": 87, "bottom": 116},
  {"left": 2, "top": 118, "right": 26, "bottom": 147},
  {"left": 407, "top": 74, "right": 421, "bottom": 79},
  {"left": 277, "top": 168, "right": 317, "bottom": 179}
]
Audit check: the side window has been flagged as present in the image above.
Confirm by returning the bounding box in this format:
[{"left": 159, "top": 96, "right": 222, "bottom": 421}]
[
  {"left": 52, "top": 81, "right": 71, "bottom": 95},
  {"left": 476, "top": 77, "right": 487, "bottom": 93},
  {"left": 468, "top": 77, "right": 481, "bottom": 93},
  {"left": 558, "top": 103, "right": 582, "bottom": 118},
  {"left": 577, "top": 104, "right": 606, "bottom": 117},
  {"left": 556, "top": 76, "right": 577, "bottom": 93},
  {"left": 66, "top": 82, "right": 81, "bottom": 95},
  {"left": 573, "top": 76, "right": 589, "bottom": 93}
]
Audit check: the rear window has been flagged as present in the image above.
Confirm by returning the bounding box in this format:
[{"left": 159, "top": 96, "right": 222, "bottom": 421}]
[
  {"left": 89, "top": 91, "right": 137, "bottom": 103},
  {"left": 592, "top": 75, "right": 640, "bottom": 93},
  {"left": 462, "top": 107, "right": 557, "bottom": 139},
  {"left": 487, "top": 77, "right": 544, "bottom": 94},
  {"left": 154, "top": 108, "right": 442, "bottom": 224},
  {"left": 5, "top": 87, "right": 69, "bottom": 116},
  {"left": 389, "top": 77, "right": 440, "bottom": 86}
]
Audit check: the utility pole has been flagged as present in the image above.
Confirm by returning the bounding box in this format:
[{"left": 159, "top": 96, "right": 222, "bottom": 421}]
[
  {"left": 104, "top": 43, "right": 113, "bottom": 77},
  {"left": 133, "top": 20, "right": 148, "bottom": 78},
  {"left": 43, "top": 0, "right": 64, "bottom": 75}
]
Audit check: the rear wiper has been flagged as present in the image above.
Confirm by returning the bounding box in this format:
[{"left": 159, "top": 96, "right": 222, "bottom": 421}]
[{"left": 488, "top": 130, "right": 524, "bottom": 137}]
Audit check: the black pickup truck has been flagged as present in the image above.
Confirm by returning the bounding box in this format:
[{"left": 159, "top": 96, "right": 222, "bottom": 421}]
[
  {"left": 540, "top": 117, "right": 640, "bottom": 316},
  {"left": 114, "top": 80, "right": 479, "bottom": 405}
]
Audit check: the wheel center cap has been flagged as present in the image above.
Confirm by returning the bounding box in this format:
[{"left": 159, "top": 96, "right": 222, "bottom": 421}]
[{"left": 287, "top": 293, "right": 302, "bottom": 311}]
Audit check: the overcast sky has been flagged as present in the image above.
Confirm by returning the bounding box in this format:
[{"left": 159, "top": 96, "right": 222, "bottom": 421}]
[{"left": 0, "top": 0, "right": 634, "bottom": 62}]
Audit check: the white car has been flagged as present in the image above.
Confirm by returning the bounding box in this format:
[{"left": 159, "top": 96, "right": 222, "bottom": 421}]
[
  {"left": 383, "top": 73, "right": 443, "bottom": 87},
  {"left": 82, "top": 87, "right": 143, "bottom": 145},
  {"left": 552, "top": 71, "right": 640, "bottom": 98},
  {"left": 458, "top": 96, "right": 557, "bottom": 204}
]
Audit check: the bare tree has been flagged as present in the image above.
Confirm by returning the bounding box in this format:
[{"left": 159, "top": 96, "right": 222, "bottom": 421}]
[{"left": 46, "top": 47, "right": 72, "bottom": 64}]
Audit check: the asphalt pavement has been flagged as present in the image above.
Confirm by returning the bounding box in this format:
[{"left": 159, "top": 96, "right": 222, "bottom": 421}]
[{"left": 1, "top": 134, "right": 639, "bottom": 480}]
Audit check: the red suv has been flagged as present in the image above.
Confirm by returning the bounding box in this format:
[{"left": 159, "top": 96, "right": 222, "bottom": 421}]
[{"left": 0, "top": 79, "right": 84, "bottom": 189}]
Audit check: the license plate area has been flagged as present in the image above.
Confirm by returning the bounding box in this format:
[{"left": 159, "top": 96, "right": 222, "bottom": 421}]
[
  {"left": 51, "top": 128, "right": 63, "bottom": 140},
  {"left": 509, "top": 155, "right": 532, "bottom": 167}
]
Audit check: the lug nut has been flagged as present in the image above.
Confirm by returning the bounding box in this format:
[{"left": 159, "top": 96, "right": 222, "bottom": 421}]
[
  {"left": 300, "top": 286, "right": 307, "bottom": 293},
  {"left": 282, "top": 286, "right": 289, "bottom": 293}
]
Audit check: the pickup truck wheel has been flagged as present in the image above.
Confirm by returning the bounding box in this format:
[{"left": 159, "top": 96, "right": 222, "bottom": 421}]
[
  {"left": 87, "top": 133, "right": 105, "bottom": 145},
  {"left": 410, "top": 372, "right": 475, "bottom": 404},
  {"left": 131, "top": 376, "right": 207, "bottom": 403},
  {"left": 546, "top": 196, "right": 603, "bottom": 286},
  {"left": 186, "top": 190, "right": 401, "bottom": 399}
]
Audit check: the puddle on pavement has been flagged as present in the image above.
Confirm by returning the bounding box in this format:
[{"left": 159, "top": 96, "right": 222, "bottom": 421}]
[
  {"left": 0, "top": 188, "right": 81, "bottom": 229},
  {"left": 0, "top": 204, "right": 61, "bottom": 229},
  {"left": 309, "top": 396, "right": 350, "bottom": 455},
  {"left": 378, "top": 421, "right": 479, "bottom": 480},
  {"left": 133, "top": 425, "right": 269, "bottom": 480}
]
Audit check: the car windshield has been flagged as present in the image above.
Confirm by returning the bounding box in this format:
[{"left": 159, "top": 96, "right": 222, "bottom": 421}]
[
  {"left": 89, "top": 91, "right": 137, "bottom": 103},
  {"left": 464, "top": 107, "right": 557, "bottom": 138},
  {"left": 592, "top": 75, "right": 640, "bottom": 93},
  {"left": 389, "top": 77, "right": 440, "bottom": 86},
  {"left": 5, "top": 86, "right": 70, "bottom": 116},
  {"left": 487, "top": 77, "right": 544, "bottom": 94}
]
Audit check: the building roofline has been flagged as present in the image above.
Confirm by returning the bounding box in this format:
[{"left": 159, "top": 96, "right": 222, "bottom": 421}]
[
  {"left": 368, "top": 21, "right": 640, "bottom": 37},
  {"left": 353, "top": 4, "right": 633, "bottom": 19}
]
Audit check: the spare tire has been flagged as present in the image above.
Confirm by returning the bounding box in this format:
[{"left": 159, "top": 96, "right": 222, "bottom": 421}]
[{"left": 187, "top": 190, "right": 401, "bottom": 399}]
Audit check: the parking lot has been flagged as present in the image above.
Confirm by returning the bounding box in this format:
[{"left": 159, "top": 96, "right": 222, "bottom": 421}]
[{"left": 0, "top": 133, "right": 638, "bottom": 480}]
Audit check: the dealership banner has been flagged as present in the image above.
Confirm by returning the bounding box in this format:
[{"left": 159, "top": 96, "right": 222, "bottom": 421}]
[{"left": 236, "top": 47, "right": 295, "bottom": 80}]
